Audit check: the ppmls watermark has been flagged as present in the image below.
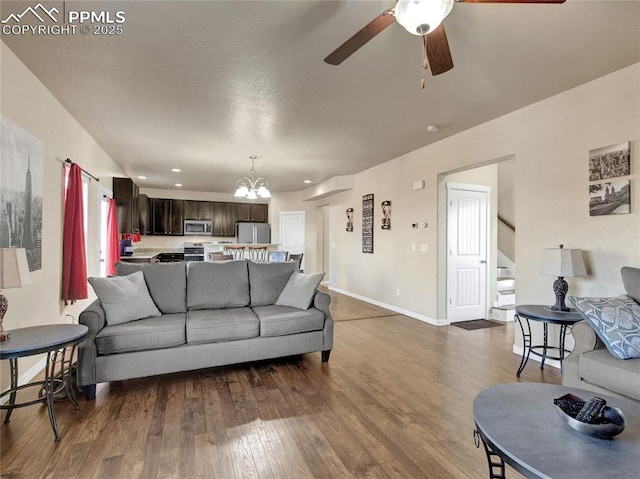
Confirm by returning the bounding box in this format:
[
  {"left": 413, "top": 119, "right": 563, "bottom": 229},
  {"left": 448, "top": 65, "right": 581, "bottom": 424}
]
[{"left": 1, "top": 2, "right": 126, "bottom": 36}]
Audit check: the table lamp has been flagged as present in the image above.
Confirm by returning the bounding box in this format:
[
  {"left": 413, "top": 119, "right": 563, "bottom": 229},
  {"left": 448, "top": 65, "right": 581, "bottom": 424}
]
[
  {"left": 0, "top": 248, "right": 31, "bottom": 341},
  {"left": 540, "top": 244, "right": 587, "bottom": 312}
]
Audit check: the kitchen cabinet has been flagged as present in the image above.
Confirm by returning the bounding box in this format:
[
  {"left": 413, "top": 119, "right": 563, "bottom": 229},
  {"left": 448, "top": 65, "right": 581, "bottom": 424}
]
[
  {"left": 183, "top": 200, "right": 213, "bottom": 221},
  {"left": 250, "top": 203, "right": 268, "bottom": 223},
  {"left": 113, "top": 177, "right": 139, "bottom": 234},
  {"left": 212, "top": 202, "right": 235, "bottom": 237},
  {"left": 234, "top": 203, "right": 268, "bottom": 223},
  {"left": 139, "top": 194, "right": 151, "bottom": 235},
  {"left": 151, "top": 198, "right": 184, "bottom": 235}
]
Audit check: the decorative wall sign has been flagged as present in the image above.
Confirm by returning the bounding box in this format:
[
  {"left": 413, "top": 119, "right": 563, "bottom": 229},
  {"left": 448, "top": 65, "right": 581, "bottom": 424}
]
[
  {"left": 346, "top": 208, "right": 354, "bottom": 232},
  {"left": 589, "top": 179, "right": 630, "bottom": 216},
  {"left": 381, "top": 200, "right": 391, "bottom": 230},
  {"left": 0, "top": 115, "right": 43, "bottom": 271},
  {"left": 589, "top": 142, "right": 630, "bottom": 181},
  {"left": 362, "top": 194, "right": 374, "bottom": 253}
]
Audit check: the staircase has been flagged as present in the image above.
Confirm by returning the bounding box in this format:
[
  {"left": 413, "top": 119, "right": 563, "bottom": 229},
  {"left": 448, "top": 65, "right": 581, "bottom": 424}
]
[{"left": 491, "top": 264, "right": 516, "bottom": 322}]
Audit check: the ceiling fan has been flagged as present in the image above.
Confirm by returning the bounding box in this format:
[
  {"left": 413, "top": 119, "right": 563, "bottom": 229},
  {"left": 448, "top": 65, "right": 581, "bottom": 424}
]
[{"left": 324, "top": 0, "right": 566, "bottom": 81}]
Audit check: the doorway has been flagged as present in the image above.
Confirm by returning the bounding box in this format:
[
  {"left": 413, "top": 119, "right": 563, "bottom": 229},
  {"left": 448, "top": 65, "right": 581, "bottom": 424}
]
[
  {"left": 279, "top": 211, "right": 305, "bottom": 270},
  {"left": 316, "top": 205, "right": 330, "bottom": 279},
  {"left": 446, "top": 183, "right": 490, "bottom": 322}
]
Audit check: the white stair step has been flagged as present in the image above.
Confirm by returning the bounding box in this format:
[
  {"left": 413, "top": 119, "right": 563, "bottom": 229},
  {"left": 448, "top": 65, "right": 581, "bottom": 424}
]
[{"left": 491, "top": 307, "right": 515, "bottom": 322}]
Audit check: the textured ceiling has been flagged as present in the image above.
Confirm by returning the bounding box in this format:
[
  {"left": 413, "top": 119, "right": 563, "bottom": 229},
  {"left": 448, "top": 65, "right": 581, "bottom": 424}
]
[{"left": 2, "top": 0, "right": 639, "bottom": 194}]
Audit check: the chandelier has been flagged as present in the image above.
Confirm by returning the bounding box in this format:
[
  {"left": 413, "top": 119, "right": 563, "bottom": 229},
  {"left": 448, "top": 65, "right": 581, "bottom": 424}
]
[{"left": 234, "top": 156, "right": 271, "bottom": 199}]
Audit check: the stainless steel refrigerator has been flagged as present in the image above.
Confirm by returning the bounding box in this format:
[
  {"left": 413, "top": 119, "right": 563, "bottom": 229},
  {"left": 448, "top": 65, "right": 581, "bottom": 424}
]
[{"left": 236, "top": 222, "right": 270, "bottom": 244}]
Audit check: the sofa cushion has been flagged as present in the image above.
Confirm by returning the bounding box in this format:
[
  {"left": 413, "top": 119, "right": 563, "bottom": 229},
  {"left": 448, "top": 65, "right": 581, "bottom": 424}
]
[
  {"left": 276, "top": 271, "right": 324, "bottom": 310},
  {"left": 621, "top": 266, "right": 640, "bottom": 303},
  {"left": 95, "top": 313, "right": 186, "bottom": 354},
  {"left": 579, "top": 348, "right": 640, "bottom": 401},
  {"left": 570, "top": 295, "right": 640, "bottom": 360},
  {"left": 115, "top": 261, "right": 187, "bottom": 313},
  {"left": 252, "top": 305, "right": 325, "bottom": 337},
  {"left": 187, "top": 260, "right": 250, "bottom": 310},
  {"left": 186, "top": 308, "right": 259, "bottom": 344},
  {"left": 248, "top": 261, "right": 298, "bottom": 306},
  {"left": 88, "top": 271, "right": 161, "bottom": 326}
]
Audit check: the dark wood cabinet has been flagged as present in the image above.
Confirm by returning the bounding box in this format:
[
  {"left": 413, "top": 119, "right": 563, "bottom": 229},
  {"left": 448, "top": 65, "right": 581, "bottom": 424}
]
[
  {"left": 139, "top": 194, "right": 151, "bottom": 235},
  {"left": 235, "top": 203, "right": 251, "bottom": 222},
  {"left": 212, "top": 202, "right": 235, "bottom": 237},
  {"left": 183, "top": 200, "right": 213, "bottom": 221},
  {"left": 151, "top": 198, "right": 184, "bottom": 235},
  {"left": 113, "top": 177, "right": 139, "bottom": 234},
  {"left": 250, "top": 203, "right": 268, "bottom": 223}
]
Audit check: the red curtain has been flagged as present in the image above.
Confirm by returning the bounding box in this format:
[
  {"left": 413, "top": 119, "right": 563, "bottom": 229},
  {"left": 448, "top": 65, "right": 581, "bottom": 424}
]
[
  {"left": 62, "top": 164, "right": 88, "bottom": 304},
  {"left": 106, "top": 198, "right": 120, "bottom": 276}
]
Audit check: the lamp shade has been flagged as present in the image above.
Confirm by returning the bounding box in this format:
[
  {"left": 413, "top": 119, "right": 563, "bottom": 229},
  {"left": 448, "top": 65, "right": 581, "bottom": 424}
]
[
  {"left": 0, "top": 248, "right": 31, "bottom": 289},
  {"left": 540, "top": 246, "right": 587, "bottom": 278}
]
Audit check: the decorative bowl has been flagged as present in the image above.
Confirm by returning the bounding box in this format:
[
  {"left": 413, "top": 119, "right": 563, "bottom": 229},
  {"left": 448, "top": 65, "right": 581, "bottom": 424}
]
[{"left": 554, "top": 393, "right": 626, "bottom": 439}]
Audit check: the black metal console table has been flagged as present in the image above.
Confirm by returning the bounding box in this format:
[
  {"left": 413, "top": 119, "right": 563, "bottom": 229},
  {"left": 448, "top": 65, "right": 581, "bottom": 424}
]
[
  {"left": 514, "top": 304, "right": 583, "bottom": 377},
  {"left": 0, "top": 324, "right": 88, "bottom": 441}
]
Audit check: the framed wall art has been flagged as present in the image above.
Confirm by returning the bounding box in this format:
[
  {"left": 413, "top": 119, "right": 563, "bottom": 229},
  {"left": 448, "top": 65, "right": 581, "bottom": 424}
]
[
  {"left": 588, "top": 141, "right": 630, "bottom": 181},
  {"left": 362, "top": 194, "right": 373, "bottom": 253},
  {"left": 0, "top": 115, "right": 43, "bottom": 271},
  {"left": 589, "top": 179, "right": 630, "bottom": 216}
]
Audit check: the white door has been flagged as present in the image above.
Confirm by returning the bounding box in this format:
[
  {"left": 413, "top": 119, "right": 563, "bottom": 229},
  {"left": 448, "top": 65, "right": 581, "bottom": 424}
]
[
  {"left": 447, "top": 183, "right": 490, "bottom": 322},
  {"left": 280, "top": 211, "right": 305, "bottom": 268}
]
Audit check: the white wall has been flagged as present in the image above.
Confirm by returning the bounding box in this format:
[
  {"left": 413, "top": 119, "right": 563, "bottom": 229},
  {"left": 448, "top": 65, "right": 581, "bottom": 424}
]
[
  {"left": 321, "top": 64, "right": 639, "bottom": 323},
  {"left": 1, "top": 41, "right": 124, "bottom": 390}
]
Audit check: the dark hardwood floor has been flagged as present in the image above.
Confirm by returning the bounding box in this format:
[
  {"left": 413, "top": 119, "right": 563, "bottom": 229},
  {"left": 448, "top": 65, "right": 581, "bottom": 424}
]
[{"left": 0, "top": 290, "right": 560, "bottom": 478}]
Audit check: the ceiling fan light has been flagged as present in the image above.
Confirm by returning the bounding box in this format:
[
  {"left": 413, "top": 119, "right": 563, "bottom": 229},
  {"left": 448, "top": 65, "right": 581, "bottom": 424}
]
[{"left": 395, "top": 0, "right": 454, "bottom": 36}]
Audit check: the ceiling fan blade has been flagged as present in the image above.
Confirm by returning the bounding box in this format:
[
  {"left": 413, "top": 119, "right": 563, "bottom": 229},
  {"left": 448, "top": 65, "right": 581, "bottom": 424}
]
[
  {"left": 425, "top": 24, "right": 454, "bottom": 76},
  {"left": 456, "top": 0, "right": 565, "bottom": 3},
  {"left": 324, "top": 9, "right": 395, "bottom": 65}
]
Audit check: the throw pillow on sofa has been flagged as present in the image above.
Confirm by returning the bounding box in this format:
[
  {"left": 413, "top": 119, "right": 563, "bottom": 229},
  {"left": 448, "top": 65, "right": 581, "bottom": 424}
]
[
  {"left": 276, "top": 271, "right": 325, "bottom": 310},
  {"left": 569, "top": 294, "right": 640, "bottom": 360},
  {"left": 88, "top": 271, "right": 161, "bottom": 326}
]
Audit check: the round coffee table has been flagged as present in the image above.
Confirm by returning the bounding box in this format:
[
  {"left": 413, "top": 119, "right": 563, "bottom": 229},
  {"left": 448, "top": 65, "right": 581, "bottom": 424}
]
[
  {"left": 473, "top": 382, "right": 640, "bottom": 479},
  {"left": 0, "top": 324, "right": 88, "bottom": 441}
]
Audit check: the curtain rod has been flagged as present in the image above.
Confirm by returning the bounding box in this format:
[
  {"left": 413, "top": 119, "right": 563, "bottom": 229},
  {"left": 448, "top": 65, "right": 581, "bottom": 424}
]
[{"left": 56, "top": 157, "right": 100, "bottom": 182}]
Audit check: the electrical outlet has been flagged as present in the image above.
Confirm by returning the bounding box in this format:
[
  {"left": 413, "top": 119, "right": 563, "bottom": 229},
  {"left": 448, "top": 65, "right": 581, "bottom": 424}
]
[
  {"left": 420, "top": 243, "right": 428, "bottom": 252},
  {"left": 412, "top": 243, "right": 416, "bottom": 251}
]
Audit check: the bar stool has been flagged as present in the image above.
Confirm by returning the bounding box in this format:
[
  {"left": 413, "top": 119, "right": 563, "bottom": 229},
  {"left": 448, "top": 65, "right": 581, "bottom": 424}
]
[
  {"left": 248, "top": 245, "right": 268, "bottom": 262},
  {"left": 224, "top": 245, "right": 245, "bottom": 260}
]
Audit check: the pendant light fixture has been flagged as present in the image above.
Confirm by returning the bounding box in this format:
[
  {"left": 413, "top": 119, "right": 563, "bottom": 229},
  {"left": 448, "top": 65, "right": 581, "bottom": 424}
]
[{"left": 234, "top": 156, "right": 271, "bottom": 199}]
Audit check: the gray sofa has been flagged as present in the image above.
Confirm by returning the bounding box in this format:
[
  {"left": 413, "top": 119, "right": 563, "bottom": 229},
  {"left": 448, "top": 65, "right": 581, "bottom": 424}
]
[
  {"left": 77, "top": 260, "right": 333, "bottom": 400},
  {"left": 563, "top": 267, "right": 640, "bottom": 402}
]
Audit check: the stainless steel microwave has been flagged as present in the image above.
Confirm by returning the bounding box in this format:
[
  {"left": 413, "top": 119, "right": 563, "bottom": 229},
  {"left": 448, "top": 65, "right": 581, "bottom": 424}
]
[{"left": 184, "top": 220, "right": 212, "bottom": 235}]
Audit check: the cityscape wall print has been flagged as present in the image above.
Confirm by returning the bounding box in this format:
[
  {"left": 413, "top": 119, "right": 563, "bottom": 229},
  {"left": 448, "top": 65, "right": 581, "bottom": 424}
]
[
  {"left": 0, "top": 115, "right": 43, "bottom": 270},
  {"left": 588, "top": 141, "right": 631, "bottom": 216},
  {"left": 362, "top": 194, "right": 374, "bottom": 253}
]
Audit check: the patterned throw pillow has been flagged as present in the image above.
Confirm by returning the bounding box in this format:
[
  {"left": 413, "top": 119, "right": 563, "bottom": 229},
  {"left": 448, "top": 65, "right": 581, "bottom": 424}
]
[{"left": 569, "top": 295, "right": 640, "bottom": 360}]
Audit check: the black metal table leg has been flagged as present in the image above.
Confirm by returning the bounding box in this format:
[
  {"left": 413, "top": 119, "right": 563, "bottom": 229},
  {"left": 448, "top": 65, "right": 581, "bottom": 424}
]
[
  {"left": 515, "top": 315, "right": 531, "bottom": 377},
  {"left": 3, "top": 358, "right": 18, "bottom": 423},
  {"left": 44, "top": 351, "right": 61, "bottom": 441},
  {"left": 474, "top": 429, "right": 506, "bottom": 479},
  {"left": 540, "top": 323, "right": 549, "bottom": 369}
]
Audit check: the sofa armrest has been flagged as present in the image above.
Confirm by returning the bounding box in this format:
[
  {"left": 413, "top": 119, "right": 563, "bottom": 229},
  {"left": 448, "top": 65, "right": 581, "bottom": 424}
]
[
  {"left": 313, "top": 290, "right": 334, "bottom": 353},
  {"left": 76, "top": 299, "right": 106, "bottom": 386},
  {"left": 571, "top": 321, "right": 604, "bottom": 354}
]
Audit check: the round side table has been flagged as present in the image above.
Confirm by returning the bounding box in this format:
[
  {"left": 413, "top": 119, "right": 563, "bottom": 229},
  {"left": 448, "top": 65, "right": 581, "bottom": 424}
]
[
  {"left": 0, "top": 324, "right": 88, "bottom": 441},
  {"left": 514, "top": 304, "right": 583, "bottom": 377}
]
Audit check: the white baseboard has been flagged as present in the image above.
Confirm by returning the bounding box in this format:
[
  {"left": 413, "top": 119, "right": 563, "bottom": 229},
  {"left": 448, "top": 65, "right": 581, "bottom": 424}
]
[
  {"left": 512, "top": 344, "right": 561, "bottom": 370},
  {"left": 0, "top": 357, "right": 46, "bottom": 405},
  {"left": 328, "top": 286, "right": 448, "bottom": 326}
]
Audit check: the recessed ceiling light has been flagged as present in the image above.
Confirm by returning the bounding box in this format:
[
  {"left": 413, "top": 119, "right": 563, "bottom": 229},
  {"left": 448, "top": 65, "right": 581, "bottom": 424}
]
[
  {"left": 137, "top": 175, "right": 147, "bottom": 180},
  {"left": 303, "top": 180, "right": 312, "bottom": 184},
  {"left": 171, "top": 168, "right": 181, "bottom": 173},
  {"left": 427, "top": 125, "right": 439, "bottom": 133},
  {"left": 175, "top": 183, "right": 182, "bottom": 187}
]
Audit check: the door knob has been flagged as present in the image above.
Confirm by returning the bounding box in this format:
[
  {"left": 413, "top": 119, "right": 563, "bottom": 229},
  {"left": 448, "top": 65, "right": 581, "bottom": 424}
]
[{"left": 479, "top": 260, "right": 487, "bottom": 264}]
